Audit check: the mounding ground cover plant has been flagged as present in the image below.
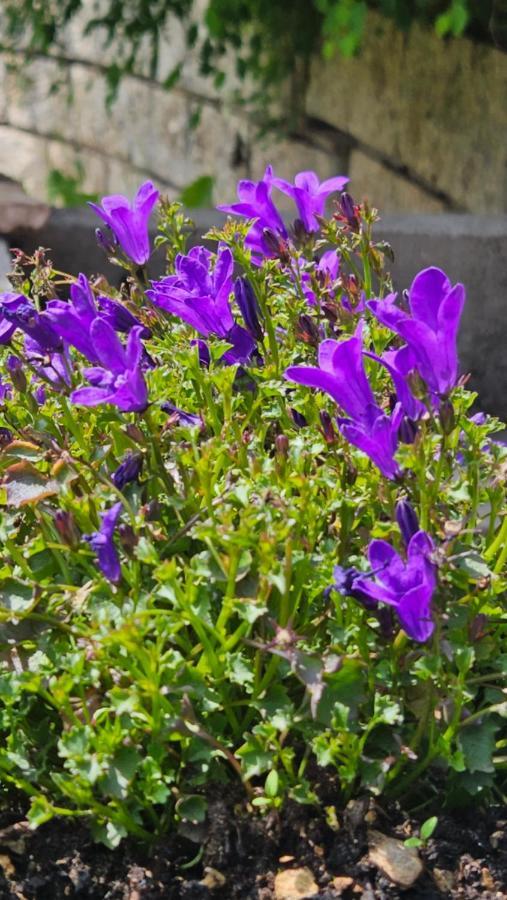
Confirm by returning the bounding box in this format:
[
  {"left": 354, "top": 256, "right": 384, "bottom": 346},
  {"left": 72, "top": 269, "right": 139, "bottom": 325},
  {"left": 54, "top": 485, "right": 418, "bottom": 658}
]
[{"left": 0, "top": 168, "right": 506, "bottom": 851}]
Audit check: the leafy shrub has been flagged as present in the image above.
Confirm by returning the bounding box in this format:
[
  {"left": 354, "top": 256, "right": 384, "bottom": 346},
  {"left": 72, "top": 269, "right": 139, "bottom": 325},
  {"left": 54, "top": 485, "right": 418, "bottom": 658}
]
[{"left": 0, "top": 169, "right": 506, "bottom": 847}]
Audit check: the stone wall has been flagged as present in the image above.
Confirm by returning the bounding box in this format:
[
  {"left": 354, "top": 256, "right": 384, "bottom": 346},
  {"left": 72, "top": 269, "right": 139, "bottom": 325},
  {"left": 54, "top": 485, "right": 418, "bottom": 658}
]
[{"left": 0, "top": 8, "right": 506, "bottom": 211}]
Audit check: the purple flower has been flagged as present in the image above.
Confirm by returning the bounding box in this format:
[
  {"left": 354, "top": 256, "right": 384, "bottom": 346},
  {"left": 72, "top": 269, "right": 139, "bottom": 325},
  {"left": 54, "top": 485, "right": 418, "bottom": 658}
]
[
  {"left": 148, "top": 246, "right": 255, "bottom": 365},
  {"left": 344, "top": 531, "right": 437, "bottom": 643},
  {"left": 161, "top": 401, "right": 203, "bottom": 427},
  {"left": 269, "top": 170, "right": 349, "bottom": 233},
  {"left": 33, "top": 382, "right": 46, "bottom": 405},
  {"left": 234, "top": 277, "right": 264, "bottom": 342},
  {"left": 111, "top": 451, "right": 143, "bottom": 489},
  {"left": 285, "top": 329, "right": 402, "bottom": 479},
  {"left": 46, "top": 274, "right": 99, "bottom": 362},
  {"left": 6, "top": 355, "right": 26, "bottom": 392},
  {"left": 365, "top": 344, "right": 425, "bottom": 422},
  {"left": 0, "top": 295, "right": 61, "bottom": 353},
  {"left": 97, "top": 295, "right": 151, "bottom": 339},
  {"left": 368, "top": 268, "right": 465, "bottom": 396},
  {"left": 24, "top": 335, "right": 73, "bottom": 391},
  {"left": 217, "top": 166, "right": 288, "bottom": 261},
  {"left": 300, "top": 250, "right": 340, "bottom": 307},
  {"left": 0, "top": 293, "right": 25, "bottom": 344},
  {"left": 89, "top": 181, "right": 159, "bottom": 266},
  {"left": 85, "top": 502, "right": 123, "bottom": 583},
  {"left": 70, "top": 321, "right": 149, "bottom": 413}
]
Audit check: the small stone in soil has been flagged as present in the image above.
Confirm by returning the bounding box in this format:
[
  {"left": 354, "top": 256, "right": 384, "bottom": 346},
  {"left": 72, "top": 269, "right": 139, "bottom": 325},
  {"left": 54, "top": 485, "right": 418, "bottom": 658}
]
[
  {"left": 332, "top": 875, "right": 354, "bottom": 894},
  {"left": 274, "top": 866, "right": 320, "bottom": 899},
  {"left": 367, "top": 829, "right": 423, "bottom": 888}
]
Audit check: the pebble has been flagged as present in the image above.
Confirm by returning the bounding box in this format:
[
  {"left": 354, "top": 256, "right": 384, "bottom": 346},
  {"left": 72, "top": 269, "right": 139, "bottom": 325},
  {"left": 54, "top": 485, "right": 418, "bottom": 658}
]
[
  {"left": 274, "top": 867, "right": 319, "bottom": 899},
  {"left": 367, "top": 829, "right": 423, "bottom": 888}
]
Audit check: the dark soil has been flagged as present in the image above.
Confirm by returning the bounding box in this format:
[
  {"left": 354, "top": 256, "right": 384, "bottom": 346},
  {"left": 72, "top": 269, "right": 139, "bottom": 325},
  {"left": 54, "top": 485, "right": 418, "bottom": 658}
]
[{"left": 0, "top": 791, "right": 506, "bottom": 899}]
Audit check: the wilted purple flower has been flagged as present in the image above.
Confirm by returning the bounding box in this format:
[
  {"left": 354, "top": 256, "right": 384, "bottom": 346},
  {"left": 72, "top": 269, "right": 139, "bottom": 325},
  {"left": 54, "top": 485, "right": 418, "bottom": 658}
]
[
  {"left": 71, "top": 322, "right": 148, "bottom": 413},
  {"left": 111, "top": 451, "right": 143, "bottom": 489},
  {"left": 234, "top": 277, "right": 264, "bottom": 342},
  {"left": 341, "top": 531, "right": 436, "bottom": 642},
  {"left": 396, "top": 499, "right": 420, "bottom": 548},
  {"left": 0, "top": 295, "right": 61, "bottom": 353},
  {"left": 368, "top": 268, "right": 465, "bottom": 396},
  {"left": 6, "top": 355, "right": 26, "bottom": 392},
  {"left": 0, "top": 376, "right": 12, "bottom": 404},
  {"left": 84, "top": 502, "right": 123, "bottom": 583},
  {"left": 148, "top": 246, "right": 255, "bottom": 365},
  {"left": 161, "top": 401, "right": 203, "bottom": 428},
  {"left": 285, "top": 328, "right": 402, "bottom": 479},
  {"left": 89, "top": 181, "right": 159, "bottom": 266},
  {"left": 217, "top": 166, "right": 288, "bottom": 261},
  {"left": 269, "top": 170, "right": 349, "bottom": 233}
]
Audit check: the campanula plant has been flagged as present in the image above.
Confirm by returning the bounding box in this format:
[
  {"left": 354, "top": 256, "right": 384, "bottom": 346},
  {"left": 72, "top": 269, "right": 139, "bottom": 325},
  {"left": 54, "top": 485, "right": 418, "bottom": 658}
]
[{"left": 0, "top": 171, "right": 505, "bottom": 850}]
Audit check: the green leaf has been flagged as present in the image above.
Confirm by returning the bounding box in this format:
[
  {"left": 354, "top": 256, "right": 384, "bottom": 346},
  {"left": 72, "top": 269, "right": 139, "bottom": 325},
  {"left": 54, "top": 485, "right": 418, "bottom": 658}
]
[
  {"left": 420, "top": 816, "right": 438, "bottom": 841},
  {"left": 459, "top": 719, "right": 500, "bottom": 773},
  {"left": 180, "top": 175, "right": 213, "bottom": 209},
  {"left": 265, "top": 768, "right": 279, "bottom": 798},
  {"left": 176, "top": 794, "right": 207, "bottom": 824}
]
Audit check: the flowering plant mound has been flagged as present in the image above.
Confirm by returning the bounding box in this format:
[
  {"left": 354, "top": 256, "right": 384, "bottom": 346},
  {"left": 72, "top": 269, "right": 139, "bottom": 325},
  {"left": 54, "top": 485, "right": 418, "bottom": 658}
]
[{"left": 0, "top": 172, "right": 506, "bottom": 848}]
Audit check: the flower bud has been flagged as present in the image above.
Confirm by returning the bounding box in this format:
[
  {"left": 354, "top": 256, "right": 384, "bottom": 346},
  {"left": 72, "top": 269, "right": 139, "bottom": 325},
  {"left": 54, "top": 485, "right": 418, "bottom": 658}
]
[
  {"left": 296, "top": 314, "right": 321, "bottom": 348},
  {"left": 118, "top": 523, "right": 138, "bottom": 554},
  {"left": 262, "top": 228, "right": 291, "bottom": 263},
  {"left": 0, "top": 427, "right": 13, "bottom": 448},
  {"left": 191, "top": 339, "right": 210, "bottom": 369},
  {"left": 54, "top": 509, "right": 80, "bottom": 549},
  {"left": 234, "top": 277, "right": 264, "bottom": 342},
  {"left": 338, "top": 192, "right": 360, "bottom": 231},
  {"left": 275, "top": 434, "right": 289, "bottom": 457},
  {"left": 289, "top": 408, "right": 307, "bottom": 429},
  {"left": 439, "top": 399, "right": 455, "bottom": 435},
  {"left": 125, "top": 423, "right": 145, "bottom": 445},
  {"left": 111, "top": 452, "right": 143, "bottom": 490},
  {"left": 396, "top": 499, "right": 419, "bottom": 548},
  {"left": 95, "top": 227, "right": 118, "bottom": 255},
  {"left": 6, "top": 355, "right": 27, "bottom": 393},
  {"left": 406, "top": 369, "right": 428, "bottom": 401},
  {"left": 319, "top": 410, "right": 336, "bottom": 444},
  {"left": 33, "top": 384, "right": 46, "bottom": 405},
  {"left": 398, "top": 416, "right": 418, "bottom": 444}
]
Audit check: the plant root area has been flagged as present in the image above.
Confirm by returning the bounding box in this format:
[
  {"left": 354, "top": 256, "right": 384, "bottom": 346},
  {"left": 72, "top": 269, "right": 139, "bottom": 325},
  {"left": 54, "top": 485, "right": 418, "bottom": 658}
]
[{"left": 0, "top": 792, "right": 506, "bottom": 899}]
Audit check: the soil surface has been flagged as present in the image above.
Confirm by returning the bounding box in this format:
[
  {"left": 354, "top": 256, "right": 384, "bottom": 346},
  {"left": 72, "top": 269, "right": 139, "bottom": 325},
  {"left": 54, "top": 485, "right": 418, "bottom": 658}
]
[{"left": 0, "top": 791, "right": 505, "bottom": 899}]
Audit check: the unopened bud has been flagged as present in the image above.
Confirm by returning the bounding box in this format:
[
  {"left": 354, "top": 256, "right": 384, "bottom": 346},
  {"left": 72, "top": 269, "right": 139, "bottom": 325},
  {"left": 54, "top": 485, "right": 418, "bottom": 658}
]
[
  {"left": 296, "top": 314, "right": 321, "bottom": 348},
  {"left": 0, "top": 427, "right": 13, "bottom": 448},
  {"left": 6, "top": 355, "right": 26, "bottom": 393},
  {"left": 262, "top": 228, "right": 291, "bottom": 263},
  {"left": 406, "top": 369, "right": 428, "bottom": 401},
  {"left": 54, "top": 509, "right": 80, "bottom": 549},
  {"left": 275, "top": 434, "right": 289, "bottom": 457},
  {"left": 396, "top": 499, "right": 419, "bottom": 548},
  {"left": 118, "top": 523, "right": 138, "bottom": 554},
  {"left": 338, "top": 192, "right": 360, "bottom": 231},
  {"left": 319, "top": 410, "right": 336, "bottom": 444},
  {"left": 125, "top": 424, "right": 145, "bottom": 444},
  {"left": 95, "top": 227, "right": 118, "bottom": 256},
  {"left": 234, "top": 277, "right": 264, "bottom": 342},
  {"left": 289, "top": 408, "right": 307, "bottom": 429},
  {"left": 439, "top": 399, "right": 455, "bottom": 435},
  {"left": 398, "top": 416, "right": 418, "bottom": 444}
]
